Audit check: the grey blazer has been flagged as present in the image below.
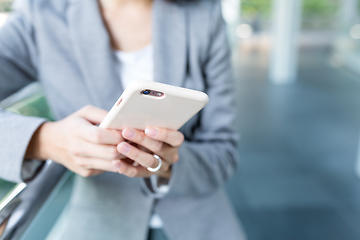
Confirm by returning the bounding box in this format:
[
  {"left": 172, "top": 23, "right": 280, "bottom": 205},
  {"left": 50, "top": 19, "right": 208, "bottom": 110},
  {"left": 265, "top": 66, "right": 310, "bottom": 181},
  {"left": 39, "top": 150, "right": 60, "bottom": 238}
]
[{"left": 0, "top": 0, "right": 246, "bottom": 239}]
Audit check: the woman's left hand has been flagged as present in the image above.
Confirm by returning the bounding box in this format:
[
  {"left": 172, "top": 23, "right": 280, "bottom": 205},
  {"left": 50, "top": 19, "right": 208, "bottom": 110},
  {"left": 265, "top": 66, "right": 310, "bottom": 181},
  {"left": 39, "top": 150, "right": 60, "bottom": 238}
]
[{"left": 116, "top": 127, "right": 184, "bottom": 179}]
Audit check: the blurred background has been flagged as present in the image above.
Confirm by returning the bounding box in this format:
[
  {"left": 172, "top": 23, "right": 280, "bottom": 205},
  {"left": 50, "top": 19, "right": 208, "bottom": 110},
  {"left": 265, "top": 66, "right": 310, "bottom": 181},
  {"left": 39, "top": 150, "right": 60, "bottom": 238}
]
[{"left": 2, "top": 0, "right": 360, "bottom": 239}]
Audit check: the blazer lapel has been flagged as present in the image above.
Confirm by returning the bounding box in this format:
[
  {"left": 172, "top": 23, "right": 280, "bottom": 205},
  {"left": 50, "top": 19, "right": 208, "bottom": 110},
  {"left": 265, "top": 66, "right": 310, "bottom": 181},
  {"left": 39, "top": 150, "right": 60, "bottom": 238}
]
[
  {"left": 153, "top": 0, "right": 187, "bottom": 87},
  {"left": 67, "top": 0, "right": 122, "bottom": 110},
  {"left": 66, "top": 0, "right": 187, "bottom": 111}
]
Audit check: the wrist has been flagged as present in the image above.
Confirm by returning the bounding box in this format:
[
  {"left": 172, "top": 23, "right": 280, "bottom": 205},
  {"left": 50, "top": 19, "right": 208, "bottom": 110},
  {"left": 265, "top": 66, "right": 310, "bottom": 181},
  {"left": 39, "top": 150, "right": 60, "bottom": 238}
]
[{"left": 25, "top": 121, "right": 54, "bottom": 160}]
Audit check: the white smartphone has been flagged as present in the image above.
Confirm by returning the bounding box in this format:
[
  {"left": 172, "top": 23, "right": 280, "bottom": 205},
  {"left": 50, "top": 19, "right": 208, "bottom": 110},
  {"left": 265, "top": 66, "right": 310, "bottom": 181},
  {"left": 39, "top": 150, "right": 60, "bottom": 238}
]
[{"left": 99, "top": 80, "right": 209, "bottom": 131}]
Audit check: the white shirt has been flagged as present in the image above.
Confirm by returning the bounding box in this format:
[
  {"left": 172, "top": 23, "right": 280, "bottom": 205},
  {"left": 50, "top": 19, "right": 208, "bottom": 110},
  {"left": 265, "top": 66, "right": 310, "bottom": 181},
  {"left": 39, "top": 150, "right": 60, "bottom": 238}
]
[
  {"left": 115, "top": 44, "right": 154, "bottom": 88},
  {"left": 115, "top": 44, "right": 168, "bottom": 229}
]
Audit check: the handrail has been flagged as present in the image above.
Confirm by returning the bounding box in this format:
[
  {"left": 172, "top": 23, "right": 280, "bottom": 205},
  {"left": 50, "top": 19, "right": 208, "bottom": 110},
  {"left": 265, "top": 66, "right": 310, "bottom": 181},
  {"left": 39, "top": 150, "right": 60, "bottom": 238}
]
[
  {"left": 0, "top": 162, "right": 67, "bottom": 240},
  {"left": 0, "top": 184, "right": 26, "bottom": 213},
  {"left": 0, "top": 83, "right": 68, "bottom": 239},
  {"left": 0, "top": 184, "right": 26, "bottom": 225},
  {"left": 0, "top": 186, "right": 24, "bottom": 239},
  {"left": 0, "top": 82, "right": 43, "bottom": 232},
  {"left": 0, "top": 83, "right": 43, "bottom": 239},
  {"left": 0, "top": 83, "right": 42, "bottom": 109}
]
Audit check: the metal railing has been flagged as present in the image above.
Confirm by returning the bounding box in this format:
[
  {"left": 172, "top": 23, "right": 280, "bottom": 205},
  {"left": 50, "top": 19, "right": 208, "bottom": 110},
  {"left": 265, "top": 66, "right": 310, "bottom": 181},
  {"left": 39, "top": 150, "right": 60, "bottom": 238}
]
[
  {"left": 0, "top": 83, "right": 69, "bottom": 240},
  {"left": 0, "top": 163, "right": 69, "bottom": 240}
]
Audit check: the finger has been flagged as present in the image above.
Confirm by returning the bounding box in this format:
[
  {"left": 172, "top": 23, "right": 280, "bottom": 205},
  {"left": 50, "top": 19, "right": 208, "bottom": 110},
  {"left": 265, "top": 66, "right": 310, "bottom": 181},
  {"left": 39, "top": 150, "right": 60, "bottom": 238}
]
[
  {"left": 116, "top": 160, "right": 153, "bottom": 178},
  {"left": 78, "top": 169, "right": 105, "bottom": 178},
  {"left": 145, "top": 127, "right": 184, "bottom": 147},
  {"left": 122, "top": 129, "right": 178, "bottom": 164},
  {"left": 73, "top": 141, "right": 126, "bottom": 160},
  {"left": 89, "top": 169, "right": 105, "bottom": 176},
  {"left": 117, "top": 142, "right": 161, "bottom": 169},
  {"left": 117, "top": 158, "right": 170, "bottom": 177},
  {"left": 80, "top": 125, "right": 123, "bottom": 145},
  {"left": 75, "top": 105, "right": 109, "bottom": 125},
  {"left": 0, "top": 218, "right": 8, "bottom": 236},
  {"left": 122, "top": 128, "right": 164, "bottom": 154},
  {"left": 75, "top": 157, "right": 122, "bottom": 173}
]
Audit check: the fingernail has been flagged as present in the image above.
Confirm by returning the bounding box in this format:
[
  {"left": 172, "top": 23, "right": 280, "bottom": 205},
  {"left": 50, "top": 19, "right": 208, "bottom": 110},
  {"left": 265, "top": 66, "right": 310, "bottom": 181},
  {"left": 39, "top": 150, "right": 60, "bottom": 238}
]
[
  {"left": 112, "top": 160, "right": 122, "bottom": 169},
  {"left": 145, "top": 127, "right": 158, "bottom": 137},
  {"left": 123, "top": 128, "right": 135, "bottom": 139},
  {"left": 119, "top": 142, "right": 130, "bottom": 153}
]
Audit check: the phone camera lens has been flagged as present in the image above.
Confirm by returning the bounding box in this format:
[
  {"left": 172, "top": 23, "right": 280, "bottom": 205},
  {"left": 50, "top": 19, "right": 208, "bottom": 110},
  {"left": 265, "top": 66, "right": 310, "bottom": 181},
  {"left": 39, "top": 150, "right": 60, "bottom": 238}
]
[{"left": 143, "top": 90, "right": 151, "bottom": 95}]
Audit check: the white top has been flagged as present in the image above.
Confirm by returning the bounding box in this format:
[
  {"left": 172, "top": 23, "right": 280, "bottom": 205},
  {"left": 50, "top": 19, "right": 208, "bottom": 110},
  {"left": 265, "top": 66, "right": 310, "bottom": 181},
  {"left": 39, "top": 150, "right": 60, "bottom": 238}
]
[
  {"left": 115, "top": 44, "right": 154, "bottom": 88},
  {"left": 115, "top": 44, "right": 168, "bottom": 229}
]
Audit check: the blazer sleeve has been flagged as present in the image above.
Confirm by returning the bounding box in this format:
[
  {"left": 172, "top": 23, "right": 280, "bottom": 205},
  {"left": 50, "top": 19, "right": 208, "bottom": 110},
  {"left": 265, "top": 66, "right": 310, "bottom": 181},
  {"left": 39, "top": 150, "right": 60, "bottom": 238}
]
[
  {"left": 0, "top": 2, "right": 47, "bottom": 183},
  {"left": 141, "top": 1, "right": 239, "bottom": 198}
]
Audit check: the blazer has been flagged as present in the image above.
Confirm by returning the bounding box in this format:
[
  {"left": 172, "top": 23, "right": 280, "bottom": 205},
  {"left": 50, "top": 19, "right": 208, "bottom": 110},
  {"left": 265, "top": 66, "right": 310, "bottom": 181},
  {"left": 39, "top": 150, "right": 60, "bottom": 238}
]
[{"left": 0, "top": 0, "right": 246, "bottom": 239}]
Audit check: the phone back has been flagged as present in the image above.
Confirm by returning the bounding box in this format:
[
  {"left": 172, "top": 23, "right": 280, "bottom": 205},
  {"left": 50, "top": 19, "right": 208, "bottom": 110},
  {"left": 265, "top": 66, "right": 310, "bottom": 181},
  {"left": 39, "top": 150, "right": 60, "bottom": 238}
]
[{"left": 100, "top": 80, "right": 209, "bottom": 131}]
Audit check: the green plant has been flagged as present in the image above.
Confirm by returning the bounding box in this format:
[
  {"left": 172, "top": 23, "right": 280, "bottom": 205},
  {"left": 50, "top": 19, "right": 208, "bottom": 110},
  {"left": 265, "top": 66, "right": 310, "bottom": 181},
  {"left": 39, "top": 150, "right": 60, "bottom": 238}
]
[
  {"left": 303, "top": 0, "right": 339, "bottom": 18},
  {"left": 0, "top": 1, "right": 13, "bottom": 12},
  {"left": 241, "top": 0, "right": 340, "bottom": 19},
  {"left": 241, "top": 0, "right": 272, "bottom": 20}
]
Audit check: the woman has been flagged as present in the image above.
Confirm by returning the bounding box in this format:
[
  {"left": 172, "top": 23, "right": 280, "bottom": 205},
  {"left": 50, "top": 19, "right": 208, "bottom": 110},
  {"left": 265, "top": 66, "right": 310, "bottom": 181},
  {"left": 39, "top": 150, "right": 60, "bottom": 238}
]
[{"left": 0, "top": 0, "right": 245, "bottom": 239}]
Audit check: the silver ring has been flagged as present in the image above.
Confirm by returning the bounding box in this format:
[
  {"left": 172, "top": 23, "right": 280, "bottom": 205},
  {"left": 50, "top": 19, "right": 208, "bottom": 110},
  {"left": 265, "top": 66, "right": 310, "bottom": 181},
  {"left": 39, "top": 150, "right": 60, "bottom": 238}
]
[{"left": 147, "top": 154, "right": 162, "bottom": 172}]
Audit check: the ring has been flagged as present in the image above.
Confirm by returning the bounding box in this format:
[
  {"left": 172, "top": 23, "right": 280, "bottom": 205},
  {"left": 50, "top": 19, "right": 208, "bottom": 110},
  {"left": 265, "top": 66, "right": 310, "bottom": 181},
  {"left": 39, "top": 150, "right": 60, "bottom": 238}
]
[{"left": 147, "top": 154, "right": 162, "bottom": 172}]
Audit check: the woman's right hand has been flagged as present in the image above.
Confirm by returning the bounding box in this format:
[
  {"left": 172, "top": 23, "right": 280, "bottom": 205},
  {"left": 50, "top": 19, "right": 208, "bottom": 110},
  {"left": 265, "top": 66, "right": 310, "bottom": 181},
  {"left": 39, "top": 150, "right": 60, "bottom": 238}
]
[{"left": 26, "top": 105, "right": 125, "bottom": 177}]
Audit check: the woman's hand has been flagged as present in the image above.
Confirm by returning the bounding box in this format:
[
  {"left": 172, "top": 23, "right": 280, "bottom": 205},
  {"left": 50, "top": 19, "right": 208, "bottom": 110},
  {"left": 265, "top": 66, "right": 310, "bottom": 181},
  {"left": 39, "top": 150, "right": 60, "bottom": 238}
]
[
  {"left": 116, "top": 127, "right": 184, "bottom": 179},
  {"left": 26, "top": 105, "right": 125, "bottom": 177},
  {"left": 0, "top": 218, "right": 7, "bottom": 238}
]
